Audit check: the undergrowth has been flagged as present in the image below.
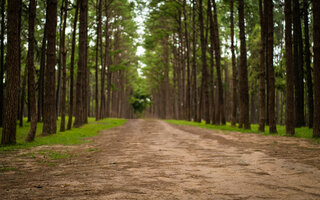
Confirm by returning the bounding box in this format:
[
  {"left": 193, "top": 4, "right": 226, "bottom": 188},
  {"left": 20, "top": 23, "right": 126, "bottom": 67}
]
[{"left": 166, "top": 120, "right": 320, "bottom": 143}]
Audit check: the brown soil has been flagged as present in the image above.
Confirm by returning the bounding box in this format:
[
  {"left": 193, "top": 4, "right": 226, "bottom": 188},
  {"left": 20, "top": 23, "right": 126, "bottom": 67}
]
[{"left": 1, "top": 119, "right": 320, "bottom": 199}]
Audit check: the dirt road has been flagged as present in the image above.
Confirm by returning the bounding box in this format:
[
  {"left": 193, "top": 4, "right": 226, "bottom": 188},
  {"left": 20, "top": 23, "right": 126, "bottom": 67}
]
[{"left": 1, "top": 119, "right": 320, "bottom": 199}]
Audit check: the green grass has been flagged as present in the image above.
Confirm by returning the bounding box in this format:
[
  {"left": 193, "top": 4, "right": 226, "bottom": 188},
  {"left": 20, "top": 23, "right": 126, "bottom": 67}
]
[
  {"left": 0, "top": 117, "right": 126, "bottom": 151},
  {"left": 0, "top": 165, "right": 17, "bottom": 172},
  {"left": 166, "top": 120, "right": 320, "bottom": 142}
]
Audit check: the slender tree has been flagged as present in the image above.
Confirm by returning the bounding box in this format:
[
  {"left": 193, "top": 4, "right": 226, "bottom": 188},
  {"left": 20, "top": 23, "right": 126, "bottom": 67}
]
[
  {"left": 304, "top": 0, "right": 313, "bottom": 128},
  {"left": 1, "top": 0, "right": 20, "bottom": 144},
  {"left": 238, "top": 0, "right": 250, "bottom": 129},
  {"left": 266, "top": 0, "right": 277, "bottom": 133},
  {"left": 183, "top": 0, "right": 191, "bottom": 121},
  {"left": 100, "top": 0, "right": 107, "bottom": 119},
  {"left": 67, "top": 0, "right": 79, "bottom": 130},
  {"left": 95, "top": 0, "right": 102, "bottom": 120},
  {"left": 285, "top": 0, "right": 294, "bottom": 136},
  {"left": 258, "top": 0, "right": 266, "bottom": 132},
  {"left": 25, "top": 0, "right": 37, "bottom": 142},
  {"left": 212, "top": 0, "right": 225, "bottom": 125},
  {"left": 42, "top": 0, "right": 57, "bottom": 135},
  {"left": 0, "top": 0, "right": 4, "bottom": 127},
  {"left": 199, "top": 0, "right": 210, "bottom": 124},
  {"left": 313, "top": 0, "right": 320, "bottom": 137},
  {"left": 230, "top": 0, "right": 237, "bottom": 127},
  {"left": 74, "top": 0, "right": 88, "bottom": 127},
  {"left": 293, "top": 0, "right": 305, "bottom": 127},
  {"left": 192, "top": 0, "right": 198, "bottom": 122},
  {"left": 60, "top": 0, "right": 68, "bottom": 132},
  {"left": 208, "top": 0, "right": 216, "bottom": 124},
  {"left": 38, "top": 3, "right": 48, "bottom": 122}
]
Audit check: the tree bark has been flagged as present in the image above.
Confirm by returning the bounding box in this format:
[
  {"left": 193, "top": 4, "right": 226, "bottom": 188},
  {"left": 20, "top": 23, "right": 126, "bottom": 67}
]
[
  {"left": 212, "top": 0, "right": 225, "bottom": 125},
  {"left": 74, "top": 0, "right": 88, "bottom": 127},
  {"left": 199, "top": 0, "right": 210, "bottom": 124},
  {"left": 60, "top": 0, "right": 68, "bottom": 132},
  {"left": 0, "top": 0, "right": 5, "bottom": 127},
  {"left": 313, "top": 0, "right": 320, "bottom": 137},
  {"left": 19, "top": 67, "right": 27, "bottom": 127},
  {"left": 238, "top": 0, "right": 250, "bottom": 129},
  {"left": 191, "top": 0, "right": 198, "bottom": 122},
  {"left": 304, "top": 0, "right": 313, "bottom": 128},
  {"left": 266, "top": 0, "right": 277, "bottom": 133},
  {"left": 95, "top": 0, "right": 102, "bottom": 120},
  {"left": 293, "top": 0, "right": 305, "bottom": 127},
  {"left": 183, "top": 0, "right": 191, "bottom": 121},
  {"left": 258, "top": 0, "right": 266, "bottom": 132},
  {"left": 25, "top": 0, "right": 37, "bottom": 142},
  {"left": 67, "top": 0, "right": 79, "bottom": 130},
  {"left": 56, "top": 0, "right": 64, "bottom": 119},
  {"left": 101, "top": 0, "right": 108, "bottom": 119},
  {"left": 1, "top": 0, "right": 20, "bottom": 144},
  {"left": 208, "top": 1, "right": 216, "bottom": 124},
  {"left": 42, "top": 0, "right": 57, "bottom": 135},
  {"left": 285, "top": 0, "right": 294, "bottom": 135},
  {"left": 230, "top": 0, "right": 237, "bottom": 127},
  {"left": 38, "top": 3, "right": 48, "bottom": 123}
]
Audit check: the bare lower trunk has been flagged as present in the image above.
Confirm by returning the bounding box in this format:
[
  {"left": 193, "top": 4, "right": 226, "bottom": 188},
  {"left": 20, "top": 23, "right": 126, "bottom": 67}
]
[
  {"left": 67, "top": 0, "right": 79, "bottom": 130},
  {"left": 1, "top": 0, "right": 20, "bottom": 144},
  {"left": 25, "top": 0, "right": 37, "bottom": 142},
  {"left": 313, "top": 0, "right": 320, "bottom": 137},
  {"left": 230, "top": 0, "right": 237, "bottom": 127},
  {"left": 42, "top": 0, "right": 57, "bottom": 135},
  {"left": 60, "top": 0, "right": 68, "bottom": 132},
  {"left": 238, "top": 0, "right": 250, "bottom": 129}
]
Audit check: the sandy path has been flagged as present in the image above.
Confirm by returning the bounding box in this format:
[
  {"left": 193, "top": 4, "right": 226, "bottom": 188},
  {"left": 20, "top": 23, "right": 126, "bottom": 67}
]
[{"left": 1, "top": 119, "right": 320, "bottom": 199}]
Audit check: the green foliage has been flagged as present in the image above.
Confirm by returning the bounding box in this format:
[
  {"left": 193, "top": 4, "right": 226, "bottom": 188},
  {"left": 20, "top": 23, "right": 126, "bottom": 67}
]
[
  {"left": 129, "top": 79, "right": 152, "bottom": 114},
  {"left": 166, "top": 120, "right": 320, "bottom": 143},
  {"left": 0, "top": 118, "right": 126, "bottom": 151}
]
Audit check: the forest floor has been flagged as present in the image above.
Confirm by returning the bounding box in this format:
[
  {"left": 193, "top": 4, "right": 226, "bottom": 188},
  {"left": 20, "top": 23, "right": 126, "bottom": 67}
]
[{"left": 1, "top": 119, "right": 320, "bottom": 199}]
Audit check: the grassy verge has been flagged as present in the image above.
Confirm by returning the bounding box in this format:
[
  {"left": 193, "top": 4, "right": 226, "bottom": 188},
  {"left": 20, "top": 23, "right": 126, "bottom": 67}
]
[
  {"left": 0, "top": 117, "right": 126, "bottom": 151},
  {"left": 166, "top": 120, "right": 320, "bottom": 142}
]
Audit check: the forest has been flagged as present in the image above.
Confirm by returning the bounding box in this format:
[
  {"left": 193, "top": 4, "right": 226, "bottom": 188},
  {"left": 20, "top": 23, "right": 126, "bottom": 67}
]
[{"left": 0, "top": 0, "right": 320, "bottom": 146}]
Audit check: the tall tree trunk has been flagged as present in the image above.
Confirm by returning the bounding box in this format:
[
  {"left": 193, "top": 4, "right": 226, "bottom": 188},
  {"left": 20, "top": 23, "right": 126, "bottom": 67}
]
[
  {"left": 293, "top": 0, "right": 305, "bottom": 127},
  {"left": 60, "top": 0, "right": 68, "bottom": 132},
  {"left": 199, "top": 0, "right": 209, "bottom": 124},
  {"left": 101, "top": 0, "right": 108, "bottom": 118},
  {"left": 42, "top": 0, "right": 57, "bottom": 135},
  {"left": 192, "top": 0, "right": 198, "bottom": 122},
  {"left": 285, "top": 0, "right": 294, "bottom": 135},
  {"left": 212, "top": 0, "right": 225, "bottom": 124},
  {"left": 266, "top": 0, "right": 277, "bottom": 133},
  {"left": 238, "top": 0, "right": 250, "bottom": 129},
  {"left": 163, "top": 36, "right": 170, "bottom": 119},
  {"left": 82, "top": 7, "right": 89, "bottom": 124},
  {"left": 74, "top": 0, "right": 88, "bottom": 127},
  {"left": 25, "top": 0, "right": 37, "bottom": 142},
  {"left": 183, "top": 0, "right": 191, "bottom": 121},
  {"left": 95, "top": 0, "right": 102, "bottom": 120},
  {"left": 38, "top": 4, "right": 48, "bottom": 123},
  {"left": 1, "top": 0, "right": 20, "bottom": 144},
  {"left": 258, "top": 0, "right": 266, "bottom": 132},
  {"left": 313, "top": 0, "right": 320, "bottom": 137},
  {"left": 19, "top": 68, "right": 27, "bottom": 127},
  {"left": 304, "top": 0, "right": 313, "bottom": 128},
  {"left": 67, "top": 0, "right": 79, "bottom": 130},
  {"left": 230, "top": 0, "right": 237, "bottom": 127},
  {"left": 0, "top": 0, "right": 5, "bottom": 127},
  {"left": 208, "top": 10, "right": 215, "bottom": 125},
  {"left": 17, "top": 0, "right": 21, "bottom": 125},
  {"left": 56, "top": 1, "right": 64, "bottom": 119}
]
